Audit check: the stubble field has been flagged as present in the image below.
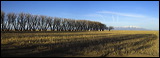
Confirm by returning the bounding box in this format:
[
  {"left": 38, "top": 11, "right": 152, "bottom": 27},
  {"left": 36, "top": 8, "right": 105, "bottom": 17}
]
[{"left": 1, "top": 30, "right": 159, "bottom": 57}]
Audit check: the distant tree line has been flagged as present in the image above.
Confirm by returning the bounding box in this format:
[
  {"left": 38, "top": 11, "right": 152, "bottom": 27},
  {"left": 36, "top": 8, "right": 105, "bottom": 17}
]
[{"left": 1, "top": 11, "right": 115, "bottom": 31}]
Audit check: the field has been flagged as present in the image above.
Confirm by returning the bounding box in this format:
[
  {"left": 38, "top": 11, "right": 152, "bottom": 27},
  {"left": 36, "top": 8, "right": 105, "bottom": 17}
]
[{"left": 1, "top": 30, "right": 159, "bottom": 57}]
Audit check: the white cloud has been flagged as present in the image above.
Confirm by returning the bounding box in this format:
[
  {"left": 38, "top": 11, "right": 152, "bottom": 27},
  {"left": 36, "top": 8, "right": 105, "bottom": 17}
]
[
  {"left": 85, "top": 11, "right": 158, "bottom": 30},
  {"left": 97, "top": 11, "right": 145, "bottom": 18},
  {"left": 85, "top": 14, "right": 106, "bottom": 22},
  {"left": 86, "top": 13, "right": 120, "bottom": 23},
  {"left": 86, "top": 14, "right": 103, "bottom": 17}
]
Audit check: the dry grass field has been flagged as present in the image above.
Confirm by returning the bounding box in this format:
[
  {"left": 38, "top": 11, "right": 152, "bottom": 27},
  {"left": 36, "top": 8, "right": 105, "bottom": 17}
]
[{"left": 1, "top": 30, "right": 159, "bottom": 57}]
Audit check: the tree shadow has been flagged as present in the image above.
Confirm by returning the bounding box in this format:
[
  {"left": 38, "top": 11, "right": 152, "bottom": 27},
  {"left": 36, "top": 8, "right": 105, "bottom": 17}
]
[{"left": 100, "top": 34, "right": 157, "bottom": 57}]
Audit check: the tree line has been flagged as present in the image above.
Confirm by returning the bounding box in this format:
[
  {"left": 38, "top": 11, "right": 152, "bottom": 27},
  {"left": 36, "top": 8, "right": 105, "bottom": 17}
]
[{"left": 1, "top": 11, "right": 114, "bottom": 31}]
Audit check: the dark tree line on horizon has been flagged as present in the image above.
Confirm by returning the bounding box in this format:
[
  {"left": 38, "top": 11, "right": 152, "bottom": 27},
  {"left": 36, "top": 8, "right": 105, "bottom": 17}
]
[{"left": 1, "top": 11, "right": 114, "bottom": 31}]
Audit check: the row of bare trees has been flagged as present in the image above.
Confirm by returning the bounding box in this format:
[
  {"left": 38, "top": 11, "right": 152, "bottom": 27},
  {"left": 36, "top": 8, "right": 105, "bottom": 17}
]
[{"left": 1, "top": 11, "right": 111, "bottom": 31}]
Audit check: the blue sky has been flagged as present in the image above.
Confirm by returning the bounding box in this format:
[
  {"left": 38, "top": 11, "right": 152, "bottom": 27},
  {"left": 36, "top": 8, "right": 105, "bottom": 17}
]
[{"left": 1, "top": 1, "right": 159, "bottom": 30}]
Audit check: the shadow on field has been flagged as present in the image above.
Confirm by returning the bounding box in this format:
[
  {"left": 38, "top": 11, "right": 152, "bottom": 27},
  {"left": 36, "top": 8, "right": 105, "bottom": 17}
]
[
  {"left": 1, "top": 34, "right": 157, "bottom": 57},
  {"left": 100, "top": 34, "right": 157, "bottom": 57}
]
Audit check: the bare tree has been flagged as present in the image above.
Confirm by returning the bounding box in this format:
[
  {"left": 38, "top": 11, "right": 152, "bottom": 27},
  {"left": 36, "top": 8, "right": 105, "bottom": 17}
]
[
  {"left": 7, "top": 13, "right": 17, "bottom": 31},
  {"left": 24, "top": 13, "right": 32, "bottom": 31},
  {"left": 2, "top": 11, "right": 109, "bottom": 32},
  {"left": 17, "top": 13, "right": 26, "bottom": 31},
  {"left": 46, "top": 16, "right": 53, "bottom": 31},
  {"left": 30, "top": 15, "right": 38, "bottom": 31},
  {"left": 108, "top": 26, "right": 114, "bottom": 31},
  {"left": 99, "top": 23, "right": 107, "bottom": 31},
  {"left": 53, "top": 17, "right": 61, "bottom": 31},
  {"left": 39, "top": 15, "right": 48, "bottom": 31},
  {"left": 1, "top": 11, "right": 5, "bottom": 31}
]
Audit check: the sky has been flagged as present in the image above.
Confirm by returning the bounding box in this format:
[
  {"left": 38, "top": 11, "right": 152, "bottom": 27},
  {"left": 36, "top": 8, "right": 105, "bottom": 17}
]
[{"left": 1, "top": 1, "right": 159, "bottom": 30}]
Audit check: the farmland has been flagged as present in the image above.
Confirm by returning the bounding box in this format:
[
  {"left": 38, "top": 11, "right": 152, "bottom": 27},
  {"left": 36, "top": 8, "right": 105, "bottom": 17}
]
[{"left": 1, "top": 30, "right": 159, "bottom": 57}]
